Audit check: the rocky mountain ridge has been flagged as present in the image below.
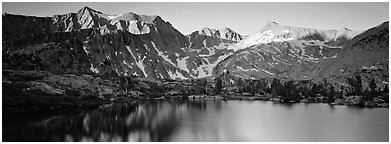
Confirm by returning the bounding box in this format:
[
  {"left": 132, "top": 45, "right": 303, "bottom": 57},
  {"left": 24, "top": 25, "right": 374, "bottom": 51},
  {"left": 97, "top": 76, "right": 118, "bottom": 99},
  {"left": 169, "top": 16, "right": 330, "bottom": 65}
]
[
  {"left": 4, "top": 7, "right": 194, "bottom": 79},
  {"left": 2, "top": 6, "right": 388, "bottom": 90}
]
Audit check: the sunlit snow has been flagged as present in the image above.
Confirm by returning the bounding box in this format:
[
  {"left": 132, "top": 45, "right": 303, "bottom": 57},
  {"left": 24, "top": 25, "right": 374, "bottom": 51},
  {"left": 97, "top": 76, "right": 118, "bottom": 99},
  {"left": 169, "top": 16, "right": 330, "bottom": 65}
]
[{"left": 89, "top": 64, "right": 99, "bottom": 73}]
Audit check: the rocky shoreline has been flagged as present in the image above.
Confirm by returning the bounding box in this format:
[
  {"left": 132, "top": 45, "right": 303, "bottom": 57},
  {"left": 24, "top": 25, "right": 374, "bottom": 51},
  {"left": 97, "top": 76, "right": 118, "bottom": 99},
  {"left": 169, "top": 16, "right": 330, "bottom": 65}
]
[
  {"left": 3, "top": 70, "right": 388, "bottom": 114},
  {"left": 184, "top": 94, "right": 388, "bottom": 107}
]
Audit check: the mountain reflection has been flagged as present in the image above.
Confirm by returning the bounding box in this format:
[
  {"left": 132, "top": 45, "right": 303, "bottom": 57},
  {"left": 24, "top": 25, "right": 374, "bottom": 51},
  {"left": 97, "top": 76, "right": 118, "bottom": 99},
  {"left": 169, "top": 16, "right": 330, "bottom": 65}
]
[
  {"left": 3, "top": 100, "right": 387, "bottom": 142},
  {"left": 4, "top": 100, "right": 195, "bottom": 142}
]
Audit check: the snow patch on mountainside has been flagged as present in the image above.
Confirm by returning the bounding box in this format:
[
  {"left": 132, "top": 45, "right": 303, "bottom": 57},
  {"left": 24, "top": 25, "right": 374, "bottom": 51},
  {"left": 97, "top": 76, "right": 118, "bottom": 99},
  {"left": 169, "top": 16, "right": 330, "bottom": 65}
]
[
  {"left": 83, "top": 46, "right": 90, "bottom": 55},
  {"left": 168, "top": 70, "right": 187, "bottom": 79},
  {"left": 237, "top": 66, "right": 258, "bottom": 72},
  {"left": 261, "top": 69, "right": 275, "bottom": 75},
  {"left": 136, "top": 56, "right": 147, "bottom": 77},
  {"left": 228, "top": 30, "right": 295, "bottom": 52},
  {"left": 151, "top": 41, "right": 176, "bottom": 67},
  {"left": 90, "top": 64, "right": 99, "bottom": 73},
  {"left": 108, "top": 15, "right": 119, "bottom": 19},
  {"left": 329, "top": 54, "right": 338, "bottom": 59},
  {"left": 126, "top": 45, "right": 148, "bottom": 77},
  {"left": 177, "top": 56, "right": 190, "bottom": 73},
  {"left": 123, "top": 60, "right": 132, "bottom": 68},
  {"left": 195, "top": 53, "right": 232, "bottom": 78}
]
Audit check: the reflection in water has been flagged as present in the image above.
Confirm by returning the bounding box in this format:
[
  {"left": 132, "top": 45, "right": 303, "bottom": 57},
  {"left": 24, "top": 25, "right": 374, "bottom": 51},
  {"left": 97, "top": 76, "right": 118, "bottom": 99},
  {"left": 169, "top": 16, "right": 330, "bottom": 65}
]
[
  {"left": 4, "top": 100, "right": 186, "bottom": 142},
  {"left": 3, "top": 100, "right": 389, "bottom": 142}
]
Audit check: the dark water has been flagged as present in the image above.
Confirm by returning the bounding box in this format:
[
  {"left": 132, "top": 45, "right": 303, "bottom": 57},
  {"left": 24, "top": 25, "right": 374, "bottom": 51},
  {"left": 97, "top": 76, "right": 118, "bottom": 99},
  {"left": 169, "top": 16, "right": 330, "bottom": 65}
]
[{"left": 3, "top": 100, "right": 389, "bottom": 142}]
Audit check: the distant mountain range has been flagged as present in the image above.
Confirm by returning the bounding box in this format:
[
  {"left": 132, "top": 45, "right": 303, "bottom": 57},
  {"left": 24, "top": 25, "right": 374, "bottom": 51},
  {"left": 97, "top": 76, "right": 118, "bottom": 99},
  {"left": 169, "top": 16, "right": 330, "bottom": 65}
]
[{"left": 3, "top": 6, "right": 389, "bottom": 90}]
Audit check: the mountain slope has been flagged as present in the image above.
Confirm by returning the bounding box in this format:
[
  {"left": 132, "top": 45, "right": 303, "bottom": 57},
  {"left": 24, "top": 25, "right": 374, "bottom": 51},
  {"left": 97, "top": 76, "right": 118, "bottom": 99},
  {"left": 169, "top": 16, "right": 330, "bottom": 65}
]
[
  {"left": 3, "top": 7, "right": 191, "bottom": 79},
  {"left": 316, "top": 21, "right": 389, "bottom": 89},
  {"left": 3, "top": 7, "right": 244, "bottom": 79},
  {"left": 213, "top": 21, "right": 388, "bottom": 90},
  {"left": 182, "top": 27, "right": 243, "bottom": 78},
  {"left": 3, "top": 7, "right": 387, "bottom": 88}
]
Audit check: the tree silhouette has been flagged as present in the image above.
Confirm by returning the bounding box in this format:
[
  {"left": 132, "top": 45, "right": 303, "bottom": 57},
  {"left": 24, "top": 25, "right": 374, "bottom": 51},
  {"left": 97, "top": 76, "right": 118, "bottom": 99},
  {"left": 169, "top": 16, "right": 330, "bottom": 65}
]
[
  {"left": 119, "top": 76, "right": 129, "bottom": 93},
  {"left": 195, "top": 79, "right": 207, "bottom": 94},
  {"left": 327, "top": 85, "right": 335, "bottom": 103},
  {"left": 383, "top": 84, "right": 389, "bottom": 102},
  {"left": 237, "top": 78, "right": 243, "bottom": 93},
  {"left": 214, "top": 77, "right": 223, "bottom": 94},
  {"left": 255, "top": 79, "right": 268, "bottom": 95},
  {"left": 384, "top": 84, "right": 389, "bottom": 94},
  {"left": 312, "top": 84, "right": 320, "bottom": 97},
  {"left": 271, "top": 78, "right": 282, "bottom": 97},
  {"left": 369, "top": 78, "right": 377, "bottom": 95},
  {"left": 346, "top": 74, "right": 362, "bottom": 95}
]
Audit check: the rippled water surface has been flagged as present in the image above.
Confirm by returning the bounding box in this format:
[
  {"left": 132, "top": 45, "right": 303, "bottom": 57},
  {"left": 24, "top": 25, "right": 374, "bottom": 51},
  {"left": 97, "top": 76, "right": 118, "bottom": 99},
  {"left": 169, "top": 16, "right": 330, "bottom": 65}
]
[{"left": 3, "top": 100, "right": 389, "bottom": 142}]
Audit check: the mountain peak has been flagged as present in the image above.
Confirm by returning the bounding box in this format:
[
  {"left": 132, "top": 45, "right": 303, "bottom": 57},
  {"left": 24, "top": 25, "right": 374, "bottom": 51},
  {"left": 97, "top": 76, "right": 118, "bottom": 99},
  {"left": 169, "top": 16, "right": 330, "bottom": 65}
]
[
  {"left": 219, "top": 27, "right": 235, "bottom": 33},
  {"left": 260, "top": 21, "right": 285, "bottom": 32},
  {"left": 200, "top": 27, "right": 215, "bottom": 31},
  {"left": 197, "top": 27, "right": 217, "bottom": 36},
  {"left": 198, "top": 27, "right": 237, "bottom": 34},
  {"left": 200, "top": 27, "right": 217, "bottom": 32},
  {"left": 257, "top": 21, "right": 285, "bottom": 35},
  {"left": 80, "top": 6, "right": 92, "bottom": 10},
  {"left": 219, "top": 27, "right": 231, "bottom": 30},
  {"left": 116, "top": 12, "right": 139, "bottom": 20},
  {"left": 111, "top": 12, "right": 162, "bottom": 24},
  {"left": 190, "top": 27, "right": 242, "bottom": 42},
  {"left": 266, "top": 21, "right": 279, "bottom": 26},
  {"left": 77, "top": 6, "right": 103, "bottom": 14}
]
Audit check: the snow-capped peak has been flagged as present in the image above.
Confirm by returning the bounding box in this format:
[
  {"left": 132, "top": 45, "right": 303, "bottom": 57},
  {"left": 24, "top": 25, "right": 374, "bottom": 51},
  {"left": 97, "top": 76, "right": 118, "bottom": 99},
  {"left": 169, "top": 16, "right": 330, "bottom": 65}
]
[
  {"left": 218, "top": 27, "right": 233, "bottom": 32},
  {"left": 227, "top": 21, "right": 366, "bottom": 52},
  {"left": 107, "top": 15, "right": 119, "bottom": 19},
  {"left": 198, "top": 27, "right": 218, "bottom": 37}
]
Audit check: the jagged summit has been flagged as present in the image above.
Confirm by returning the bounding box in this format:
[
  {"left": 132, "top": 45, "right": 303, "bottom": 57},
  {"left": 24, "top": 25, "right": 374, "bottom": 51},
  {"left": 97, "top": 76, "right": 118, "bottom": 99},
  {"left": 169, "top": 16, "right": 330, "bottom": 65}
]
[
  {"left": 197, "top": 27, "right": 218, "bottom": 37},
  {"left": 77, "top": 6, "right": 104, "bottom": 14},
  {"left": 46, "top": 6, "right": 178, "bottom": 35},
  {"left": 191, "top": 27, "right": 243, "bottom": 42},
  {"left": 218, "top": 27, "right": 237, "bottom": 33},
  {"left": 199, "top": 27, "right": 216, "bottom": 31},
  {"left": 110, "top": 12, "right": 161, "bottom": 24},
  {"left": 219, "top": 27, "right": 230, "bottom": 30},
  {"left": 74, "top": 6, "right": 161, "bottom": 24},
  {"left": 197, "top": 27, "right": 238, "bottom": 34},
  {"left": 218, "top": 27, "right": 233, "bottom": 31}
]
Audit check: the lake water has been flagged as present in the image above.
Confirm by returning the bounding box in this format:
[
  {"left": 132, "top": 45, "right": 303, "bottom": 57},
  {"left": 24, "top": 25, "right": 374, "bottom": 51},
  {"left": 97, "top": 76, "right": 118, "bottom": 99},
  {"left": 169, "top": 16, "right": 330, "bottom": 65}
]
[{"left": 3, "top": 100, "right": 389, "bottom": 142}]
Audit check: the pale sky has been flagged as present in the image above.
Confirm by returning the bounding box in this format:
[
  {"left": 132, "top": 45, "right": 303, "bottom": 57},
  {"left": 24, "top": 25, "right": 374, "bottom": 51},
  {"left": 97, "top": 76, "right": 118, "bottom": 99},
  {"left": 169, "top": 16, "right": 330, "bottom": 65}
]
[{"left": 2, "top": 2, "right": 389, "bottom": 35}]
